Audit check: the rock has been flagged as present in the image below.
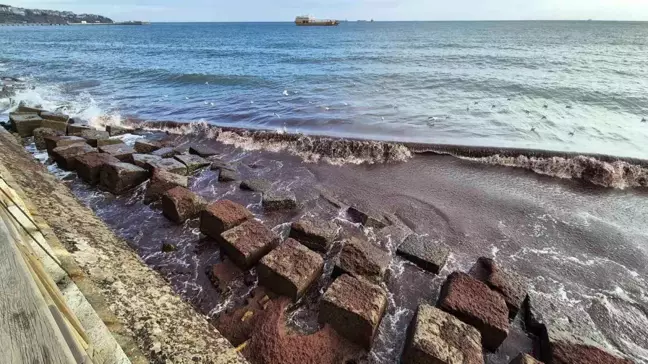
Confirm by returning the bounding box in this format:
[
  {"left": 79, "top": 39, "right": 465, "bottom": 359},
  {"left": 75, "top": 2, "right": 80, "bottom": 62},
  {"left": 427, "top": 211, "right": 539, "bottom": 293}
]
[
  {"left": 132, "top": 153, "right": 162, "bottom": 169},
  {"left": 397, "top": 235, "right": 450, "bottom": 275},
  {"left": 96, "top": 138, "right": 124, "bottom": 147},
  {"left": 210, "top": 258, "right": 244, "bottom": 293},
  {"left": 40, "top": 119, "right": 68, "bottom": 133},
  {"left": 33, "top": 127, "right": 63, "bottom": 150},
  {"left": 210, "top": 157, "right": 236, "bottom": 171},
  {"left": 134, "top": 139, "right": 162, "bottom": 154},
  {"left": 318, "top": 274, "right": 388, "bottom": 350},
  {"left": 99, "top": 162, "right": 149, "bottom": 195},
  {"left": 550, "top": 342, "right": 631, "bottom": 364},
  {"left": 151, "top": 147, "right": 178, "bottom": 158},
  {"left": 469, "top": 257, "right": 529, "bottom": 319},
  {"left": 75, "top": 152, "right": 120, "bottom": 185},
  {"left": 17, "top": 105, "right": 44, "bottom": 114},
  {"left": 189, "top": 144, "right": 219, "bottom": 157},
  {"left": 51, "top": 143, "right": 96, "bottom": 171},
  {"left": 289, "top": 218, "right": 338, "bottom": 252},
  {"left": 173, "top": 145, "right": 190, "bottom": 155},
  {"left": 200, "top": 200, "right": 254, "bottom": 241},
  {"left": 161, "top": 243, "right": 177, "bottom": 253},
  {"left": 67, "top": 125, "right": 92, "bottom": 136},
  {"left": 161, "top": 186, "right": 207, "bottom": 224},
  {"left": 145, "top": 158, "right": 187, "bottom": 175},
  {"left": 333, "top": 237, "right": 390, "bottom": 283},
  {"left": 438, "top": 271, "right": 510, "bottom": 351},
  {"left": 218, "top": 168, "right": 239, "bottom": 182},
  {"left": 44, "top": 135, "right": 86, "bottom": 154},
  {"left": 347, "top": 205, "right": 388, "bottom": 229},
  {"left": 240, "top": 178, "right": 272, "bottom": 193},
  {"left": 220, "top": 220, "right": 279, "bottom": 269},
  {"left": 174, "top": 154, "right": 211, "bottom": 174},
  {"left": 258, "top": 238, "right": 324, "bottom": 301},
  {"left": 40, "top": 111, "right": 69, "bottom": 123},
  {"left": 376, "top": 224, "right": 413, "bottom": 247},
  {"left": 80, "top": 129, "right": 110, "bottom": 147},
  {"left": 144, "top": 169, "right": 188, "bottom": 204},
  {"left": 262, "top": 190, "right": 297, "bottom": 210},
  {"left": 510, "top": 353, "right": 543, "bottom": 364},
  {"left": 9, "top": 113, "right": 42, "bottom": 137},
  {"left": 106, "top": 125, "right": 134, "bottom": 136},
  {"left": 402, "top": 304, "right": 484, "bottom": 364},
  {"left": 98, "top": 143, "right": 136, "bottom": 163}
]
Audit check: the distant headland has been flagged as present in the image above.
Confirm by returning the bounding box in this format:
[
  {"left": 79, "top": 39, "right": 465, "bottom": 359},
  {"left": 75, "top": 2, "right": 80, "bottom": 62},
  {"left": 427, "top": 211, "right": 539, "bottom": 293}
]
[{"left": 0, "top": 4, "right": 147, "bottom": 25}]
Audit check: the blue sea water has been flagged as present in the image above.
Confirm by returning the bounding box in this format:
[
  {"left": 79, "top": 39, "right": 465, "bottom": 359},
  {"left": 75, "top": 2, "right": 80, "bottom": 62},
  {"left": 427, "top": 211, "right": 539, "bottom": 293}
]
[{"left": 1, "top": 21, "right": 648, "bottom": 158}]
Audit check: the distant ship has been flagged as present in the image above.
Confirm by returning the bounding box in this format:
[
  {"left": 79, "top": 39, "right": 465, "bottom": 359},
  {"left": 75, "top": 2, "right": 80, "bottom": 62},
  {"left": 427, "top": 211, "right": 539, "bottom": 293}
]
[{"left": 295, "top": 15, "right": 339, "bottom": 26}]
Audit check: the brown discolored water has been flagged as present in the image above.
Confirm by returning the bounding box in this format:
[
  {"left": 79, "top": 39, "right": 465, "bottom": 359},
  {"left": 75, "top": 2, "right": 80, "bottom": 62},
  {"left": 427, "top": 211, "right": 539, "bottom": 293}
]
[{"left": 29, "top": 130, "right": 648, "bottom": 364}]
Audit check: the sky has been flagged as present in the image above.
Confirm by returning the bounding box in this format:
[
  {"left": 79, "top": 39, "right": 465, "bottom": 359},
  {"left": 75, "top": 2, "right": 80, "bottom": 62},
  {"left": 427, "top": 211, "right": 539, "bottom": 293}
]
[{"left": 8, "top": 0, "right": 648, "bottom": 22}]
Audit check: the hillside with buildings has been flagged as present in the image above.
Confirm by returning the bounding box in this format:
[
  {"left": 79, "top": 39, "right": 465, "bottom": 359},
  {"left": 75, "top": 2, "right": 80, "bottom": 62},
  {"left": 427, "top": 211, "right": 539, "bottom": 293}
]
[{"left": 0, "top": 4, "right": 113, "bottom": 24}]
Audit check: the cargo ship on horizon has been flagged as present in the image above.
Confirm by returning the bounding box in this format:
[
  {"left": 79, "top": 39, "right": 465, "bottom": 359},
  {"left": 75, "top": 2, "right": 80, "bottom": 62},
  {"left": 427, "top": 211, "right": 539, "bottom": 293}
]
[{"left": 295, "top": 15, "right": 339, "bottom": 26}]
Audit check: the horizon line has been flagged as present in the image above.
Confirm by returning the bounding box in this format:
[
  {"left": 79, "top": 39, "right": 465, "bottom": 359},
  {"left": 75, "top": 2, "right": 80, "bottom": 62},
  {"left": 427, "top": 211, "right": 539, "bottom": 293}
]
[{"left": 134, "top": 19, "right": 648, "bottom": 23}]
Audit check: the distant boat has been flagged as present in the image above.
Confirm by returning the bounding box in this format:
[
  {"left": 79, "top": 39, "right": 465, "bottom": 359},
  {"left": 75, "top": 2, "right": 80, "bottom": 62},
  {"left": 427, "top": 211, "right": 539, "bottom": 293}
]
[{"left": 295, "top": 15, "right": 339, "bottom": 26}]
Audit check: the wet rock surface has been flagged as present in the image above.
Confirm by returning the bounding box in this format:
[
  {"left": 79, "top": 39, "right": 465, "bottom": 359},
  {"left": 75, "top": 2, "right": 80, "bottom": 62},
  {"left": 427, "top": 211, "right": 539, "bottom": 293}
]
[
  {"left": 402, "top": 304, "right": 484, "bottom": 364},
  {"left": 45, "top": 135, "right": 85, "bottom": 154},
  {"left": 67, "top": 124, "right": 92, "bottom": 136},
  {"left": 334, "top": 236, "right": 390, "bottom": 283},
  {"left": 189, "top": 144, "right": 219, "bottom": 157},
  {"left": 132, "top": 153, "right": 162, "bottom": 169},
  {"left": 134, "top": 139, "right": 162, "bottom": 154},
  {"left": 151, "top": 146, "right": 178, "bottom": 158},
  {"left": 510, "top": 353, "right": 543, "bottom": 364},
  {"left": 438, "top": 271, "right": 510, "bottom": 351},
  {"left": 220, "top": 219, "right": 279, "bottom": 269},
  {"left": 200, "top": 200, "right": 254, "bottom": 241},
  {"left": 240, "top": 178, "right": 272, "bottom": 193},
  {"left": 40, "top": 119, "right": 68, "bottom": 133},
  {"left": 51, "top": 143, "right": 96, "bottom": 170},
  {"left": 144, "top": 169, "right": 188, "bottom": 204},
  {"left": 75, "top": 152, "right": 121, "bottom": 185},
  {"left": 347, "top": 205, "right": 388, "bottom": 229},
  {"left": 99, "top": 162, "right": 149, "bottom": 195},
  {"left": 319, "top": 274, "right": 388, "bottom": 350},
  {"left": 289, "top": 218, "right": 338, "bottom": 252},
  {"left": 258, "top": 238, "right": 324, "bottom": 301},
  {"left": 469, "top": 257, "right": 529, "bottom": 319},
  {"left": 218, "top": 168, "right": 240, "bottom": 182},
  {"left": 10, "top": 112, "right": 42, "bottom": 137},
  {"left": 550, "top": 342, "right": 633, "bottom": 364},
  {"left": 397, "top": 234, "right": 450, "bottom": 275},
  {"left": 161, "top": 186, "right": 207, "bottom": 223},
  {"left": 80, "top": 129, "right": 110, "bottom": 147},
  {"left": 145, "top": 157, "right": 187, "bottom": 175},
  {"left": 174, "top": 153, "right": 211, "bottom": 174},
  {"left": 33, "top": 127, "right": 64, "bottom": 150},
  {"left": 262, "top": 190, "right": 297, "bottom": 210},
  {"left": 98, "top": 143, "right": 136, "bottom": 162},
  {"left": 106, "top": 125, "right": 134, "bottom": 137},
  {"left": 40, "top": 111, "right": 69, "bottom": 123}
]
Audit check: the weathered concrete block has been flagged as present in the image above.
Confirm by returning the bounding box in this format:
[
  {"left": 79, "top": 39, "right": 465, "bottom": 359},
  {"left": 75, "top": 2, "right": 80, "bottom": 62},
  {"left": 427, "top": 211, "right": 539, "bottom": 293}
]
[
  {"left": 45, "top": 135, "right": 86, "bottom": 154},
  {"left": 134, "top": 139, "right": 162, "bottom": 154},
  {"left": 376, "top": 224, "right": 413, "bottom": 247},
  {"left": 397, "top": 235, "right": 450, "bottom": 275},
  {"left": 189, "top": 144, "right": 219, "bottom": 157},
  {"left": 218, "top": 168, "right": 239, "bottom": 182},
  {"left": 550, "top": 342, "right": 631, "bottom": 364},
  {"left": 33, "top": 127, "right": 64, "bottom": 150},
  {"left": 240, "top": 178, "right": 272, "bottom": 193},
  {"left": 67, "top": 124, "right": 92, "bottom": 136},
  {"left": 438, "top": 271, "right": 510, "bottom": 351},
  {"left": 106, "top": 125, "right": 134, "bottom": 136},
  {"left": 334, "top": 237, "right": 390, "bottom": 283},
  {"left": 262, "top": 190, "right": 297, "bottom": 210},
  {"left": 75, "top": 152, "right": 119, "bottom": 185},
  {"left": 98, "top": 143, "right": 136, "bottom": 162},
  {"left": 510, "top": 353, "right": 543, "bottom": 364},
  {"left": 80, "top": 129, "right": 110, "bottom": 147},
  {"left": 144, "top": 169, "right": 188, "bottom": 204},
  {"left": 75, "top": 152, "right": 120, "bottom": 185},
  {"left": 161, "top": 186, "right": 207, "bottom": 223},
  {"left": 40, "top": 111, "right": 69, "bottom": 123},
  {"left": 96, "top": 138, "right": 124, "bottom": 147},
  {"left": 200, "top": 200, "right": 253, "bottom": 240},
  {"left": 40, "top": 119, "right": 68, "bottom": 133},
  {"left": 51, "top": 143, "right": 96, "bottom": 171},
  {"left": 174, "top": 154, "right": 210, "bottom": 174},
  {"left": 258, "top": 238, "right": 324, "bottom": 301},
  {"left": 210, "top": 157, "right": 236, "bottom": 171},
  {"left": 319, "top": 274, "right": 388, "bottom": 350},
  {"left": 220, "top": 220, "right": 279, "bottom": 269},
  {"left": 9, "top": 113, "right": 42, "bottom": 137},
  {"left": 100, "top": 162, "right": 149, "bottom": 195},
  {"left": 17, "top": 105, "right": 45, "bottom": 114},
  {"left": 151, "top": 147, "right": 178, "bottom": 158},
  {"left": 347, "top": 205, "right": 389, "bottom": 229},
  {"left": 132, "top": 153, "right": 162, "bottom": 169},
  {"left": 469, "top": 257, "right": 528, "bottom": 319},
  {"left": 289, "top": 218, "right": 338, "bottom": 252},
  {"left": 402, "top": 304, "right": 484, "bottom": 364},
  {"left": 145, "top": 158, "right": 187, "bottom": 175}
]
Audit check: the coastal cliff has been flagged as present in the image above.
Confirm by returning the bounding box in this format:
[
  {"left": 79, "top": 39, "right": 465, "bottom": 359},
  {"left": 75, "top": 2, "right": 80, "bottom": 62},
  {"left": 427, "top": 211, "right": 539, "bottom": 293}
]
[{"left": 0, "top": 4, "right": 112, "bottom": 24}]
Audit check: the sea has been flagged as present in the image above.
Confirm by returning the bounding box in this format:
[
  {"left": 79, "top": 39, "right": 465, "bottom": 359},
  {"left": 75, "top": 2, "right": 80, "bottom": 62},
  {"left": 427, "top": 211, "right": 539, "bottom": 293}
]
[
  {"left": 1, "top": 21, "right": 648, "bottom": 159},
  {"left": 2, "top": 22, "right": 648, "bottom": 364}
]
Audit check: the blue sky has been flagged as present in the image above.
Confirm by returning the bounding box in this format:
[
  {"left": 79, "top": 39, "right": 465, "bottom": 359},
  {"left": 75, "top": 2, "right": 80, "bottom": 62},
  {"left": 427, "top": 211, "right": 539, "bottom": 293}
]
[{"left": 9, "top": 0, "right": 648, "bottom": 22}]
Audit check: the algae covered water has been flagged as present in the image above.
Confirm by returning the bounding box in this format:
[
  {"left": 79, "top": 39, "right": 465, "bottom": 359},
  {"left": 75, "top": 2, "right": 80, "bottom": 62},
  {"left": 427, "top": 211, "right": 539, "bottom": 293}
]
[{"left": 1, "top": 21, "right": 648, "bottom": 158}]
